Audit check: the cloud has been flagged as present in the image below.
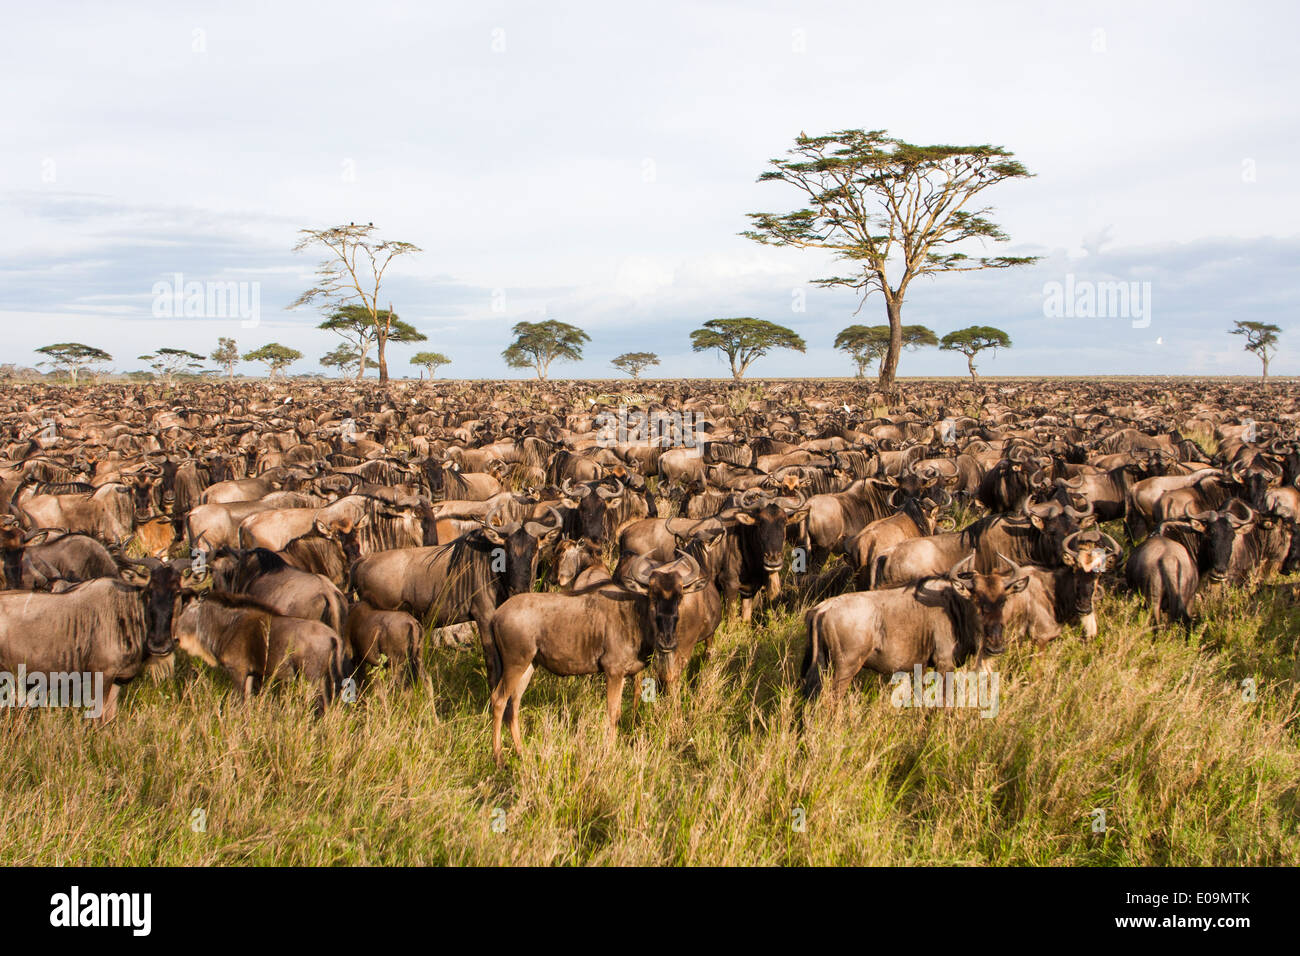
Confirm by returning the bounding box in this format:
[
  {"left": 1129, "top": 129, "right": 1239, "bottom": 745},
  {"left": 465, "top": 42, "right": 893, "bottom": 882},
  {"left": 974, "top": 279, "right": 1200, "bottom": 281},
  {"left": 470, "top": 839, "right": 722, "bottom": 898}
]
[{"left": 2, "top": 0, "right": 1297, "bottom": 377}]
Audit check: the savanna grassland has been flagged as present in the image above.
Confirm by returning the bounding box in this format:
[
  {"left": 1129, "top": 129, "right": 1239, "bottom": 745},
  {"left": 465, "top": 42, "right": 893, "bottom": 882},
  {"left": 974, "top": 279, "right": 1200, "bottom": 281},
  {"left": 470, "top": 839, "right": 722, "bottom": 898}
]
[{"left": 3, "top": 563, "right": 1297, "bottom": 866}]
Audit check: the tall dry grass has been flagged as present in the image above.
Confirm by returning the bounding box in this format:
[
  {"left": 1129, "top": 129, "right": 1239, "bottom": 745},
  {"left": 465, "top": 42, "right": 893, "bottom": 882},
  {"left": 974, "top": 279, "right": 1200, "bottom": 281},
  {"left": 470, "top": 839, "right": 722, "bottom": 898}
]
[{"left": 1, "top": 573, "right": 1296, "bottom": 865}]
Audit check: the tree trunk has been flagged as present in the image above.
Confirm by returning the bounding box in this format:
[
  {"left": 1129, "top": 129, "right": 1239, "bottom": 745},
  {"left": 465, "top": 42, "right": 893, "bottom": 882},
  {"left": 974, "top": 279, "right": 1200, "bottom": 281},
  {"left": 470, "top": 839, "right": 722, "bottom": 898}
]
[
  {"left": 1262, "top": 355, "right": 1269, "bottom": 381},
  {"left": 376, "top": 334, "right": 389, "bottom": 383},
  {"left": 877, "top": 297, "right": 903, "bottom": 390},
  {"left": 968, "top": 354, "right": 978, "bottom": 380}
]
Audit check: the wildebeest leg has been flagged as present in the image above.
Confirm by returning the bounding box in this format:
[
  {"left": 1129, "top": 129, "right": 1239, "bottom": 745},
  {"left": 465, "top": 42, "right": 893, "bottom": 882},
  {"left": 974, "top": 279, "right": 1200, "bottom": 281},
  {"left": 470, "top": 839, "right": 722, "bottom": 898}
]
[
  {"left": 406, "top": 638, "right": 424, "bottom": 688},
  {"left": 1080, "top": 611, "right": 1097, "bottom": 640},
  {"left": 508, "top": 664, "right": 533, "bottom": 755},
  {"left": 472, "top": 601, "right": 501, "bottom": 692},
  {"left": 605, "top": 673, "right": 626, "bottom": 745},
  {"left": 97, "top": 682, "right": 121, "bottom": 724},
  {"left": 491, "top": 660, "right": 530, "bottom": 765},
  {"left": 741, "top": 596, "right": 754, "bottom": 624}
]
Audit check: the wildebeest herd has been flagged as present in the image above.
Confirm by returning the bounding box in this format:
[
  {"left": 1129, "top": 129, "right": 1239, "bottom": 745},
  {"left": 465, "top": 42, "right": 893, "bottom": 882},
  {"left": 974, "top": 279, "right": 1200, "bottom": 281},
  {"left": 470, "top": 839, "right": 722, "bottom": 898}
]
[{"left": 0, "top": 379, "right": 1295, "bottom": 765}]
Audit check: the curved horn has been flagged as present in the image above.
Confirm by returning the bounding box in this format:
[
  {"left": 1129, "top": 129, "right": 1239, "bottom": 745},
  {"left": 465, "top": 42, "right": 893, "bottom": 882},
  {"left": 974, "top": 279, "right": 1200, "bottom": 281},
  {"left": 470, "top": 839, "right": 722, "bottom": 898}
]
[
  {"left": 996, "top": 551, "right": 1022, "bottom": 575},
  {"left": 629, "top": 553, "right": 656, "bottom": 589},
  {"left": 674, "top": 548, "right": 703, "bottom": 584},
  {"left": 949, "top": 552, "right": 976, "bottom": 580},
  {"left": 523, "top": 506, "right": 563, "bottom": 537}
]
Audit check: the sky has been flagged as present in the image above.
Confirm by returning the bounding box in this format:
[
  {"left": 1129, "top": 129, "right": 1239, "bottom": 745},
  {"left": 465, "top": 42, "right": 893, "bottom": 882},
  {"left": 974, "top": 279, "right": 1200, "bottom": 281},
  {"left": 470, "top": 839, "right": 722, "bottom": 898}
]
[{"left": 2, "top": 0, "right": 1297, "bottom": 379}]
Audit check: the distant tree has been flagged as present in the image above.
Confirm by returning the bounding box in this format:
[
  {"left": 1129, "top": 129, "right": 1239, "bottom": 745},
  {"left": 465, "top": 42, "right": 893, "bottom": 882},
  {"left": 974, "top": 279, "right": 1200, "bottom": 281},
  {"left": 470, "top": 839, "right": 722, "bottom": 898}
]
[
  {"left": 138, "top": 348, "right": 205, "bottom": 383},
  {"left": 290, "top": 223, "right": 421, "bottom": 382},
  {"left": 690, "top": 318, "right": 805, "bottom": 380},
  {"left": 211, "top": 337, "right": 240, "bottom": 380},
  {"left": 243, "top": 343, "right": 303, "bottom": 381},
  {"left": 1230, "top": 320, "right": 1281, "bottom": 380},
  {"left": 34, "top": 343, "right": 112, "bottom": 384},
  {"left": 611, "top": 352, "right": 660, "bottom": 379},
  {"left": 502, "top": 320, "right": 589, "bottom": 380},
  {"left": 410, "top": 351, "right": 451, "bottom": 380},
  {"left": 321, "top": 344, "right": 364, "bottom": 377},
  {"left": 835, "top": 324, "right": 936, "bottom": 377},
  {"left": 318, "top": 304, "right": 426, "bottom": 380},
  {"left": 939, "top": 326, "right": 1012, "bottom": 380},
  {"left": 743, "top": 130, "right": 1038, "bottom": 389}
]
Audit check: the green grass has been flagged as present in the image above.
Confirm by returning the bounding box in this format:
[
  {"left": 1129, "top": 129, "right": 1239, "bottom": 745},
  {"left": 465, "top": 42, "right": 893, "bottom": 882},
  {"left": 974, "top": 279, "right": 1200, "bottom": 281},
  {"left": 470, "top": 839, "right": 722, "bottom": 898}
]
[{"left": 2, "top": 573, "right": 1297, "bottom": 865}]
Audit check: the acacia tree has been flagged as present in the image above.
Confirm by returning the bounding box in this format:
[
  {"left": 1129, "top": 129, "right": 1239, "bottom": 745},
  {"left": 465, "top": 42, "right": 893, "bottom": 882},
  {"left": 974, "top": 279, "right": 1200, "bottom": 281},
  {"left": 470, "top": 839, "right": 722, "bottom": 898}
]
[
  {"left": 34, "top": 343, "right": 112, "bottom": 384},
  {"left": 211, "top": 337, "right": 240, "bottom": 380},
  {"left": 835, "top": 324, "right": 936, "bottom": 377},
  {"left": 611, "top": 351, "right": 659, "bottom": 379},
  {"left": 939, "top": 326, "right": 1011, "bottom": 380},
  {"left": 321, "top": 344, "right": 363, "bottom": 377},
  {"left": 1230, "top": 320, "right": 1281, "bottom": 380},
  {"left": 290, "top": 223, "right": 421, "bottom": 382},
  {"left": 690, "top": 318, "right": 805, "bottom": 379},
  {"left": 502, "top": 320, "right": 589, "bottom": 380},
  {"left": 743, "top": 130, "right": 1038, "bottom": 390},
  {"left": 319, "top": 304, "right": 426, "bottom": 380},
  {"left": 138, "top": 348, "right": 205, "bottom": 383},
  {"left": 244, "top": 343, "right": 302, "bottom": 381},
  {"left": 410, "top": 351, "right": 451, "bottom": 379}
]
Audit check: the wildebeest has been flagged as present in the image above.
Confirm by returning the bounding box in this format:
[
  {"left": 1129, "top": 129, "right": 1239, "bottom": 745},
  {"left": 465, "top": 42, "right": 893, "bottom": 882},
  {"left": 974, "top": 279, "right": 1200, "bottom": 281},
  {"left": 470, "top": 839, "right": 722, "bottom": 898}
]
[
  {"left": 343, "top": 602, "right": 425, "bottom": 687},
  {"left": 0, "top": 520, "right": 120, "bottom": 590},
  {"left": 486, "top": 552, "right": 714, "bottom": 762},
  {"left": 801, "top": 555, "right": 1008, "bottom": 705},
  {"left": 0, "top": 560, "right": 181, "bottom": 721},
  {"left": 351, "top": 507, "right": 562, "bottom": 690},
  {"left": 174, "top": 591, "right": 341, "bottom": 712}
]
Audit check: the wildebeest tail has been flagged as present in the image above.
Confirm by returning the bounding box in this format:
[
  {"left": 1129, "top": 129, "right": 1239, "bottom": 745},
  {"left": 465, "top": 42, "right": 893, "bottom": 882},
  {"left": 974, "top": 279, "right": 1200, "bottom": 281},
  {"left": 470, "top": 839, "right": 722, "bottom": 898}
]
[{"left": 800, "top": 607, "right": 826, "bottom": 700}]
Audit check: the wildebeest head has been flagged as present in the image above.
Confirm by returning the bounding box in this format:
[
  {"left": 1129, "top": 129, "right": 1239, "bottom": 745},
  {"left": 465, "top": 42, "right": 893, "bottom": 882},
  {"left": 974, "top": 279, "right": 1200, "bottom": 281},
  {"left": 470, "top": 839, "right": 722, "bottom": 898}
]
[
  {"left": 476, "top": 505, "right": 563, "bottom": 596},
  {"left": 1061, "top": 529, "right": 1122, "bottom": 618},
  {"left": 623, "top": 550, "right": 708, "bottom": 681},
  {"left": 948, "top": 552, "right": 1030, "bottom": 656},
  {"left": 734, "top": 487, "right": 809, "bottom": 575},
  {"left": 123, "top": 557, "right": 182, "bottom": 657},
  {"left": 1025, "top": 496, "right": 1093, "bottom": 563},
  {"left": 0, "top": 515, "right": 26, "bottom": 551},
  {"left": 560, "top": 477, "right": 625, "bottom": 543},
  {"left": 1183, "top": 500, "right": 1254, "bottom": 582},
  {"left": 553, "top": 538, "right": 605, "bottom": 589}
]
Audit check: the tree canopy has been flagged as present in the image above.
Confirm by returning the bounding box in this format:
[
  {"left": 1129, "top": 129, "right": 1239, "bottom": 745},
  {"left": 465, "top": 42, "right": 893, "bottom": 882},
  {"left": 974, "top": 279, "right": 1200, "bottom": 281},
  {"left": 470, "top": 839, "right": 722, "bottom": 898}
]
[
  {"left": 410, "top": 351, "right": 452, "bottom": 379},
  {"left": 290, "top": 223, "right": 421, "bottom": 382},
  {"left": 34, "top": 343, "right": 112, "bottom": 384},
  {"left": 319, "top": 303, "right": 425, "bottom": 380},
  {"left": 834, "top": 324, "right": 936, "bottom": 378},
  {"left": 611, "top": 352, "right": 660, "bottom": 379},
  {"left": 1229, "top": 320, "right": 1281, "bottom": 380},
  {"left": 939, "top": 325, "right": 1012, "bottom": 379},
  {"left": 139, "top": 348, "right": 205, "bottom": 382},
  {"left": 243, "top": 343, "right": 303, "bottom": 380},
  {"left": 689, "top": 318, "right": 806, "bottom": 379},
  {"left": 320, "top": 343, "right": 363, "bottom": 377},
  {"left": 743, "top": 129, "right": 1037, "bottom": 388},
  {"left": 210, "top": 337, "right": 240, "bottom": 380},
  {"left": 502, "top": 320, "right": 589, "bottom": 380}
]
